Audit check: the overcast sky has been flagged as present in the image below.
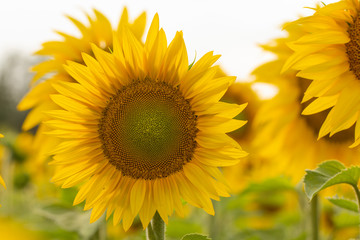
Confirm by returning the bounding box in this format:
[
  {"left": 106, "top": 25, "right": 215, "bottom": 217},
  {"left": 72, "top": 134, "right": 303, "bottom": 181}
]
[{"left": 0, "top": 0, "right": 337, "bottom": 81}]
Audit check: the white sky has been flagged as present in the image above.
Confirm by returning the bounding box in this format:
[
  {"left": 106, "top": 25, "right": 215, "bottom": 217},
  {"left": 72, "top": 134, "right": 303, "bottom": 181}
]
[{"left": 0, "top": 0, "right": 338, "bottom": 81}]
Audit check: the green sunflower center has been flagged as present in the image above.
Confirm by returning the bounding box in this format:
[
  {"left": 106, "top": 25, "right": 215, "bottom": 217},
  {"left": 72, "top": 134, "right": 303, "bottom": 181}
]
[
  {"left": 98, "top": 78, "right": 198, "bottom": 180},
  {"left": 297, "top": 78, "right": 353, "bottom": 143},
  {"left": 346, "top": 14, "right": 360, "bottom": 80}
]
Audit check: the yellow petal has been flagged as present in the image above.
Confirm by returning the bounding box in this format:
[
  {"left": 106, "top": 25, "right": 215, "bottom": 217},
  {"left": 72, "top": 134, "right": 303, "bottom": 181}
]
[
  {"left": 131, "top": 11, "right": 147, "bottom": 40},
  {"left": 302, "top": 95, "right": 337, "bottom": 115},
  {"left": 122, "top": 208, "right": 136, "bottom": 231},
  {"left": 153, "top": 179, "right": 169, "bottom": 224},
  {"left": 17, "top": 80, "right": 54, "bottom": 111},
  {"left": 145, "top": 13, "right": 160, "bottom": 52},
  {"left": 22, "top": 102, "right": 54, "bottom": 131},
  {"left": 50, "top": 94, "right": 99, "bottom": 117},
  {"left": 294, "top": 30, "right": 349, "bottom": 45},
  {"left": 130, "top": 179, "right": 146, "bottom": 216},
  {"left": 183, "top": 163, "right": 219, "bottom": 199},
  {"left": 139, "top": 181, "right": 156, "bottom": 229},
  {"left": 330, "top": 84, "right": 360, "bottom": 132}
]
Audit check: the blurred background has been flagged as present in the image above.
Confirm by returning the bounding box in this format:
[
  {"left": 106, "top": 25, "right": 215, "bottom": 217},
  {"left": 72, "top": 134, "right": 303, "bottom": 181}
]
[
  {"left": 0, "top": 0, "right": 338, "bottom": 132},
  {"left": 1, "top": 0, "right": 354, "bottom": 240}
]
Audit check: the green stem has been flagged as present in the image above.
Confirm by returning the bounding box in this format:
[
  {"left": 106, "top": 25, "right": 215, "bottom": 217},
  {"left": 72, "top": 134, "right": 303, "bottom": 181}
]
[
  {"left": 311, "top": 195, "right": 319, "bottom": 240},
  {"left": 146, "top": 225, "right": 156, "bottom": 240},
  {"left": 146, "top": 211, "right": 165, "bottom": 240},
  {"left": 351, "top": 184, "right": 360, "bottom": 239},
  {"left": 352, "top": 184, "right": 360, "bottom": 211}
]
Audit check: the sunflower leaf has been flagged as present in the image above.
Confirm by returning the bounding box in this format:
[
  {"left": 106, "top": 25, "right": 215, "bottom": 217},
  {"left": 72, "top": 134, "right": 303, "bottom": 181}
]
[
  {"left": 327, "top": 197, "right": 358, "bottom": 212},
  {"left": 304, "top": 160, "right": 360, "bottom": 200},
  {"left": 181, "top": 233, "right": 211, "bottom": 240}
]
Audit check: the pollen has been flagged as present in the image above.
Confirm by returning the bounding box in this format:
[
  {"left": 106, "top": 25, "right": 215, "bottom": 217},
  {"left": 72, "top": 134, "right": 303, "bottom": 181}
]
[
  {"left": 98, "top": 78, "right": 198, "bottom": 180},
  {"left": 346, "top": 14, "right": 360, "bottom": 80}
]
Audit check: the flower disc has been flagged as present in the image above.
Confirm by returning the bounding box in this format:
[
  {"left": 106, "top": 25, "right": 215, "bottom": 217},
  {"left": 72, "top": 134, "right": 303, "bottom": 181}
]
[
  {"left": 346, "top": 14, "right": 360, "bottom": 80},
  {"left": 99, "top": 78, "right": 197, "bottom": 179}
]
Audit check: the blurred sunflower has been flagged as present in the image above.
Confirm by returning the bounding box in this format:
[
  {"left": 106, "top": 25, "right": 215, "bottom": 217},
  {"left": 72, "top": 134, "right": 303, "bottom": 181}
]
[
  {"left": 283, "top": 0, "right": 360, "bottom": 147},
  {"left": 17, "top": 8, "right": 146, "bottom": 164},
  {"left": 12, "top": 132, "right": 57, "bottom": 198},
  {"left": 0, "top": 176, "right": 4, "bottom": 190},
  {"left": 253, "top": 23, "right": 360, "bottom": 184},
  {"left": 0, "top": 217, "right": 46, "bottom": 240},
  {"left": 46, "top": 14, "right": 247, "bottom": 230},
  {"left": 220, "top": 82, "right": 264, "bottom": 193}
]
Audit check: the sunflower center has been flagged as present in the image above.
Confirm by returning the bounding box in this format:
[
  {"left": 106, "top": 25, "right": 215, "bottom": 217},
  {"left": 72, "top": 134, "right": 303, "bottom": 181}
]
[
  {"left": 297, "top": 78, "right": 353, "bottom": 143},
  {"left": 98, "top": 78, "right": 198, "bottom": 180},
  {"left": 346, "top": 14, "right": 360, "bottom": 80}
]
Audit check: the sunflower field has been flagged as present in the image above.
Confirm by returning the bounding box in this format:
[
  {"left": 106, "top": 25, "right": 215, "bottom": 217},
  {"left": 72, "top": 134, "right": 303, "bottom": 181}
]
[{"left": 2, "top": 0, "right": 360, "bottom": 239}]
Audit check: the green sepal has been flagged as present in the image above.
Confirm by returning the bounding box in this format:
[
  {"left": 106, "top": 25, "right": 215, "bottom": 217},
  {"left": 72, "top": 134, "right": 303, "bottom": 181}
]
[{"left": 188, "top": 52, "right": 197, "bottom": 70}]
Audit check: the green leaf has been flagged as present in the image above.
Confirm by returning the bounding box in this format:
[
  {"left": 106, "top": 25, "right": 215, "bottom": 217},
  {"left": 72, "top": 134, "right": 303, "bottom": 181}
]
[
  {"left": 181, "top": 233, "right": 211, "bottom": 240},
  {"left": 327, "top": 197, "right": 358, "bottom": 212},
  {"left": 304, "top": 160, "right": 360, "bottom": 200}
]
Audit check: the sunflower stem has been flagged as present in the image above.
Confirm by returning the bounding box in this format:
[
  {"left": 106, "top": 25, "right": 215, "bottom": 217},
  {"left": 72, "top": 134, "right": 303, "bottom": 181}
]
[
  {"left": 146, "top": 211, "right": 165, "bottom": 240},
  {"left": 351, "top": 184, "right": 360, "bottom": 238},
  {"left": 310, "top": 195, "right": 319, "bottom": 240}
]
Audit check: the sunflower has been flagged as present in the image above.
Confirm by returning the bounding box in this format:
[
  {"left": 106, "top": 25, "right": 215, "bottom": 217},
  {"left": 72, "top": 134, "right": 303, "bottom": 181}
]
[
  {"left": 45, "top": 14, "right": 247, "bottom": 230},
  {"left": 253, "top": 23, "right": 360, "bottom": 184},
  {"left": 220, "top": 82, "right": 264, "bottom": 193},
  {"left": 283, "top": 0, "right": 360, "bottom": 147},
  {"left": 17, "top": 8, "right": 146, "bottom": 164}
]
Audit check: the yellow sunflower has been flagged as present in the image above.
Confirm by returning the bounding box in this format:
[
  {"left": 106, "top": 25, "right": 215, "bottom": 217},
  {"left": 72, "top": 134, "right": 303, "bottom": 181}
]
[
  {"left": 17, "top": 8, "right": 146, "bottom": 164},
  {"left": 46, "top": 14, "right": 247, "bottom": 230},
  {"left": 283, "top": 0, "right": 360, "bottom": 147},
  {"left": 253, "top": 24, "right": 360, "bottom": 184}
]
